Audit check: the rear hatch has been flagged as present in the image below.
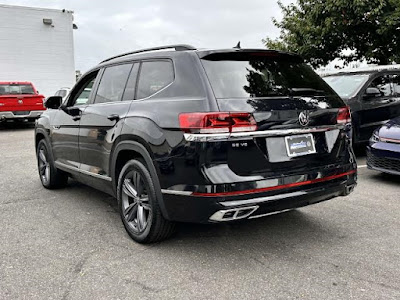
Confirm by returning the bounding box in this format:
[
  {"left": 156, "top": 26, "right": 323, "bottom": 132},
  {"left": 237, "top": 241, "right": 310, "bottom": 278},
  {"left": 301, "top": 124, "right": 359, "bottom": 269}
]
[
  {"left": 199, "top": 50, "right": 350, "bottom": 176},
  {"left": 0, "top": 83, "right": 45, "bottom": 113}
]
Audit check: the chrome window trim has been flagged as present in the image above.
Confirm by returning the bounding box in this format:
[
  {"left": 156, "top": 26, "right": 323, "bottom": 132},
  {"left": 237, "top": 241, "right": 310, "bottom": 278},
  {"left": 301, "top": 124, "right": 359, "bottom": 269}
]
[{"left": 184, "top": 124, "right": 345, "bottom": 142}]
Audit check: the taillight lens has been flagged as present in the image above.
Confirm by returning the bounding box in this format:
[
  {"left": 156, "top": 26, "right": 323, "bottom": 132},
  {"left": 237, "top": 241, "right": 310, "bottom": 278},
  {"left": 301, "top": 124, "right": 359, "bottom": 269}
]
[
  {"left": 179, "top": 112, "right": 257, "bottom": 134},
  {"left": 337, "top": 106, "right": 351, "bottom": 124}
]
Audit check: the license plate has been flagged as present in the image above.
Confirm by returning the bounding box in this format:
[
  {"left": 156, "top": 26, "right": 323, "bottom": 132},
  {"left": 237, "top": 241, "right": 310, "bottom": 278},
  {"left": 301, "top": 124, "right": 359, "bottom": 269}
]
[
  {"left": 285, "top": 133, "right": 316, "bottom": 157},
  {"left": 13, "top": 111, "right": 30, "bottom": 116}
]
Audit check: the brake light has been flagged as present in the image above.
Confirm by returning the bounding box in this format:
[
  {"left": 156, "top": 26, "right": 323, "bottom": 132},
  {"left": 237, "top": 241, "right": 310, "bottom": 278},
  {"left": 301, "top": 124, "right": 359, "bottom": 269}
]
[
  {"left": 337, "top": 106, "right": 351, "bottom": 124},
  {"left": 179, "top": 112, "right": 257, "bottom": 134}
]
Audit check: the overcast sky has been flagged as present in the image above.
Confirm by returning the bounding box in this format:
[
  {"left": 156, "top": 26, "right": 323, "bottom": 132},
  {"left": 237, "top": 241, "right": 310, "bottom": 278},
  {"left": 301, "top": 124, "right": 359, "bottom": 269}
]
[{"left": 1, "top": 0, "right": 292, "bottom": 72}]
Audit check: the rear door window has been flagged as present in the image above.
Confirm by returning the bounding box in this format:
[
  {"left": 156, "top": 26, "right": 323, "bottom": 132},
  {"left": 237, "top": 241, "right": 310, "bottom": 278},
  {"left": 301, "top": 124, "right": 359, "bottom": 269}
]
[
  {"left": 201, "top": 52, "right": 343, "bottom": 107},
  {"left": 136, "top": 61, "right": 174, "bottom": 99},
  {"left": 122, "top": 63, "right": 139, "bottom": 101},
  {"left": 94, "top": 64, "right": 132, "bottom": 104}
]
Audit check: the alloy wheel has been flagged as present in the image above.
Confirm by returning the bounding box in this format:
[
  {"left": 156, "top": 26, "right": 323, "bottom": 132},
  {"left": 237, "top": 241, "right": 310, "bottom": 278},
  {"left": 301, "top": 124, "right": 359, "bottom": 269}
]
[
  {"left": 121, "top": 170, "right": 152, "bottom": 233},
  {"left": 38, "top": 146, "right": 50, "bottom": 185}
]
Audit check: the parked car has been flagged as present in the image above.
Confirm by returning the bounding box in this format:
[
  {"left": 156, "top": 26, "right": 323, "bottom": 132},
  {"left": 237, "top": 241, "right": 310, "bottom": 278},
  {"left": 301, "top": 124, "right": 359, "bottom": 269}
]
[
  {"left": 323, "top": 66, "right": 400, "bottom": 144},
  {"left": 0, "top": 81, "right": 45, "bottom": 122},
  {"left": 35, "top": 45, "right": 357, "bottom": 243},
  {"left": 367, "top": 117, "right": 400, "bottom": 175},
  {"left": 54, "top": 87, "right": 71, "bottom": 101}
]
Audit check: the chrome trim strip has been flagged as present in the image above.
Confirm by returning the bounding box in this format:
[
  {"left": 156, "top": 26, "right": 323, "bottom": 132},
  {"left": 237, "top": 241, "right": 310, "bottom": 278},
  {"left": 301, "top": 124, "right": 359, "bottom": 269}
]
[
  {"left": 184, "top": 125, "right": 344, "bottom": 142},
  {"left": 161, "top": 189, "right": 193, "bottom": 196},
  {"left": 248, "top": 209, "right": 292, "bottom": 219},
  {"left": 79, "top": 169, "right": 112, "bottom": 181},
  {"left": 220, "top": 191, "right": 308, "bottom": 207},
  {"left": 55, "top": 161, "right": 112, "bottom": 182}
]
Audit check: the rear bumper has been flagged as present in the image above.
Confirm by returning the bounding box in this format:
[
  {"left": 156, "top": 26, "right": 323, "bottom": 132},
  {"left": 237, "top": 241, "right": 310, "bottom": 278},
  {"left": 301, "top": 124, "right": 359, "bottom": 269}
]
[
  {"left": 366, "top": 146, "right": 400, "bottom": 175},
  {"left": 0, "top": 110, "right": 44, "bottom": 120},
  {"left": 161, "top": 167, "right": 357, "bottom": 223}
]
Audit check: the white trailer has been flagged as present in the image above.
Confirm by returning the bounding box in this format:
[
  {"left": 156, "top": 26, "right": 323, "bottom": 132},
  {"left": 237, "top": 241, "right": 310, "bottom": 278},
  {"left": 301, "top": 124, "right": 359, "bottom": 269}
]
[{"left": 0, "top": 4, "right": 75, "bottom": 97}]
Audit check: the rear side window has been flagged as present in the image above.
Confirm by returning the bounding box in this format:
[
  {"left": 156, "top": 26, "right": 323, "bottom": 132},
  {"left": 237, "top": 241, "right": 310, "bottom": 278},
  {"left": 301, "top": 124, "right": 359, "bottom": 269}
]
[
  {"left": 95, "top": 64, "right": 132, "bottom": 104},
  {"left": 0, "top": 84, "right": 35, "bottom": 95},
  {"left": 137, "top": 61, "right": 174, "bottom": 99},
  {"left": 201, "top": 52, "right": 343, "bottom": 107}
]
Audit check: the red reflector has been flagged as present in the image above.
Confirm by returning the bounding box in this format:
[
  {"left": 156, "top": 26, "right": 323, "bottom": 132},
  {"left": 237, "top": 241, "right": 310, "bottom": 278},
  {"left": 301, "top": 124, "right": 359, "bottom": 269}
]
[
  {"left": 337, "top": 106, "right": 351, "bottom": 124},
  {"left": 179, "top": 112, "right": 257, "bottom": 134}
]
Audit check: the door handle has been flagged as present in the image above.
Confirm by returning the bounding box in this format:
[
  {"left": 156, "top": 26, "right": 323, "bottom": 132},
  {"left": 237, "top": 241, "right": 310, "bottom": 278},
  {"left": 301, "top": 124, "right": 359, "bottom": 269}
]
[{"left": 107, "top": 114, "right": 120, "bottom": 122}]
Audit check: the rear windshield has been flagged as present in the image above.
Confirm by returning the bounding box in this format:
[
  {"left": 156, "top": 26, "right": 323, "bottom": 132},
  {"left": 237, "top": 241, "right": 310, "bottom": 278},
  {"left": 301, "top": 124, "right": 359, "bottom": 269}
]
[
  {"left": 201, "top": 53, "right": 343, "bottom": 105},
  {"left": 0, "top": 84, "right": 35, "bottom": 95},
  {"left": 323, "top": 74, "right": 370, "bottom": 98}
]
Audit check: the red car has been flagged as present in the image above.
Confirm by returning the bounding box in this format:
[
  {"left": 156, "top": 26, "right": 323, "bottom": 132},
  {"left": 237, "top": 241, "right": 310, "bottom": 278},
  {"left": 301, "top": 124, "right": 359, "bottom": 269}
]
[{"left": 0, "top": 82, "right": 46, "bottom": 122}]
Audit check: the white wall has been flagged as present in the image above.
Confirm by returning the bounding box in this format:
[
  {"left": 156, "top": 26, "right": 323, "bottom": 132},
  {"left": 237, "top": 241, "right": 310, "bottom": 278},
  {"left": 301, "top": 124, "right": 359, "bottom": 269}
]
[{"left": 0, "top": 4, "right": 75, "bottom": 97}]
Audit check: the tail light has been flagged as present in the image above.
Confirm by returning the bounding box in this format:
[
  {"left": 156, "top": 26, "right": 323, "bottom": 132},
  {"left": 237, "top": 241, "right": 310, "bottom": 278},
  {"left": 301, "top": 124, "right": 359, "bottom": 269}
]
[
  {"left": 179, "top": 112, "right": 257, "bottom": 134},
  {"left": 337, "top": 106, "right": 351, "bottom": 124}
]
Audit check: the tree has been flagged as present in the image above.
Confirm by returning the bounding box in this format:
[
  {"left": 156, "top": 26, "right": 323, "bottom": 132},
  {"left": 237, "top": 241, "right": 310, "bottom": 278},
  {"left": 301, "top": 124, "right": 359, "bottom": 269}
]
[{"left": 264, "top": 0, "right": 400, "bottom": 67}]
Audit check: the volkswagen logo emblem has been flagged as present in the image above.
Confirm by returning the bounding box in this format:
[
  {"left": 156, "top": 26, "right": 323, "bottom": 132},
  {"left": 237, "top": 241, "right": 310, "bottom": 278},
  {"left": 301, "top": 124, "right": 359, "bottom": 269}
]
[
  {"left": 18, "top": 100, "right": 23, "bottom": 104},
  {"left": 298, "top": 111, "right": 310, "bottom": 126}
]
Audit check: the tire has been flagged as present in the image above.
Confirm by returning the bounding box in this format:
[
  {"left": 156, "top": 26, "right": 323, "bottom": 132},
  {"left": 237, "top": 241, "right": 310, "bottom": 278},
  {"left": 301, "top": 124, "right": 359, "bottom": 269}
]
[
  {"left": 36, "top": 139, "right": 68, "bottom": 189},
  {"left": 117, "top": 159, "right": 175, "bottom": 243}
]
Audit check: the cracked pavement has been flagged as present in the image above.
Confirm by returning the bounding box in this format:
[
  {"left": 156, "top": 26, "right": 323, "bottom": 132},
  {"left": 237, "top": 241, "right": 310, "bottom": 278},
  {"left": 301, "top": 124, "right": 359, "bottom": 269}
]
[{"left": 0, "top": 124, "right": 399, "bottom": 299}]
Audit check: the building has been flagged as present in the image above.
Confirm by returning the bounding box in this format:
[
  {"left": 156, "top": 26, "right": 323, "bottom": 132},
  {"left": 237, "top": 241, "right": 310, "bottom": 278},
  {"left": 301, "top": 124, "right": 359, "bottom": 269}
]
[{"left": 0, "top": 4, "right": 75, "bottom": 97}]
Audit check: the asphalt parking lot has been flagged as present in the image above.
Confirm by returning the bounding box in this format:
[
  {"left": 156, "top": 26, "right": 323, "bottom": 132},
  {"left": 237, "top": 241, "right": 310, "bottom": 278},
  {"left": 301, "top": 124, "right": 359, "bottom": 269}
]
[{"left": 0, "top": 123, "right": 399, "bottom": 300}]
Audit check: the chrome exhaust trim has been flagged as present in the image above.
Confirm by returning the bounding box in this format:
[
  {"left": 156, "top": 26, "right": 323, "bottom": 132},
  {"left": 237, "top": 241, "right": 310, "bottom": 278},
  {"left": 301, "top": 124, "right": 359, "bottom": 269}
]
[{"left": 209, "top": 206, "right": 259, "bottom": 222}]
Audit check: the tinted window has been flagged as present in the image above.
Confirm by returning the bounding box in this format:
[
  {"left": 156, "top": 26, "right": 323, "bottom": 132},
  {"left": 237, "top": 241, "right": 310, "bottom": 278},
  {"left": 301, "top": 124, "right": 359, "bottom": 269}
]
[
  {"left": 324, "top": 75, "right": 369, "bottom": 98},
  {"left": 137, "top": 61, "right": 174, "bottom": 99},
  {"left": 95, "top": 64, "right": 132, "bottom": 104},
  {"left": 201, "top": 53, "right": 343, "bottom": 107},
  {"left": 368, "top": 75, "right": 393, "bottom": 97},
  {"left": 0, "top": 84, "right": 35, "bottom": 95},
  {"left": 122, "top": 63, "right": 139, "bottom": 101}
]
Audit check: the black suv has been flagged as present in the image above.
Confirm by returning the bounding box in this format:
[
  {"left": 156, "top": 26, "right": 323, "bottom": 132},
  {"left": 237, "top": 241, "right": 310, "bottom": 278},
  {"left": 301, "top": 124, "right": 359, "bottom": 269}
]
[
  {"left": 323, "top": 67, "right": 400, "bottom": 143},
  {"left": 35, "top": 45, "right": 357, "bottom": 243}
]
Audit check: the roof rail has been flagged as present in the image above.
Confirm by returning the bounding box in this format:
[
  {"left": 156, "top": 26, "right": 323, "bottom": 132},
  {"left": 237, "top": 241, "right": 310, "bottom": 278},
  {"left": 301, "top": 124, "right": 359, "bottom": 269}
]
[{"left": 100, "top": 44, "right": 197, "bottom": 63}]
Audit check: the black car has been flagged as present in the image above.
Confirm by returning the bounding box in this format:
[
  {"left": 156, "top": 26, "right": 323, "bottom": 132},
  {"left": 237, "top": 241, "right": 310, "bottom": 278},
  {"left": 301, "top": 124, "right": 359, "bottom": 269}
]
[
  {"left": 35, "top": 45, "right": 357, "bottom": 243},
  {"left": 367, "top": 117, "right": 400, "bottom": 175},
  {"left": 323, "top": 67, "right": 400, "bottom": 144}
]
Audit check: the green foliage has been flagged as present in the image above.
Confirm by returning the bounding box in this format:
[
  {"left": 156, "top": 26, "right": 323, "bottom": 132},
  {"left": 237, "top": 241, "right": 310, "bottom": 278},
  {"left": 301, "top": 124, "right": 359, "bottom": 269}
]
[{"left": 264, "top": 0, "right": 400, "bottom": 67}]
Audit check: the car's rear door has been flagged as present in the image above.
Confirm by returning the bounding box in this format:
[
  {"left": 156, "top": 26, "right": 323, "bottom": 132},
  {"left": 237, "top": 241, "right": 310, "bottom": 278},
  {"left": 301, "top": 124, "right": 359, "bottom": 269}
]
[
  {"left": 77, "top": 63, "right": 137, "bottom": 191},
  {"left": 51, "top": 70, "right": 100, "bottom": 171}
]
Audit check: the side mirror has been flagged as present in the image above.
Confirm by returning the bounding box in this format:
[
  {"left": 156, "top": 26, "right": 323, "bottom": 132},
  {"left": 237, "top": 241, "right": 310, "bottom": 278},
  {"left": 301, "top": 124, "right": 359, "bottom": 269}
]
[
  {"left": 45, "top": 96, "right": 62, "bottom": 109},
  {"left": 364, "top": 87, "right": 381, "bottom": 99}
]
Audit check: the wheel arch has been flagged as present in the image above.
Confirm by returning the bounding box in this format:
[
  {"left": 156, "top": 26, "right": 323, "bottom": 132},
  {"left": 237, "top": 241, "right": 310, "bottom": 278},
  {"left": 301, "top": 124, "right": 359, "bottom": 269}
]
[
  {"left": 111, "top": 140, "right": 170, "bottom": 220},
  {"left": 35, "top": 128, "right": 52, "bottom": 152}
]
